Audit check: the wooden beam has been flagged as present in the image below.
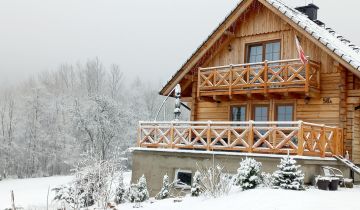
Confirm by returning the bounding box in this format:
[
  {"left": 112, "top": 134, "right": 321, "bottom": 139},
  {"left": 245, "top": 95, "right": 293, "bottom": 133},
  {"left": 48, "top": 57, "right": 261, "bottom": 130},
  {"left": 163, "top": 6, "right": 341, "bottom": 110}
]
[
  {"left": 229, "top": 94, "right": 247, "bottom": 101},
  {"left": 213, "top": 95, "right": 230, "bottom": 102},
  {"left": 199, "top": 96, "right": 217, "bottom": 103}
]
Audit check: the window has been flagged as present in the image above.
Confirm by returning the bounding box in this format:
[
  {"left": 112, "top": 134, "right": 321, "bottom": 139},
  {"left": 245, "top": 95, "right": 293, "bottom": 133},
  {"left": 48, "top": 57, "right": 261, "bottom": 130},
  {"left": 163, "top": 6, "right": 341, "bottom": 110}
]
[
  {"left": 174, "top": 169, "right": 192, "bottom": 188},
  {"left": 276, "top": 104, "right": 294, "bottom": 124},
  {"left": 253, "top": 105, "right": 269, "bottom": 121},
  {"left": 247, "top": 41, "right": 281, "bottom": 63},
  {"left": 231, "top": 106, "right": 246, "bottom": 121}
]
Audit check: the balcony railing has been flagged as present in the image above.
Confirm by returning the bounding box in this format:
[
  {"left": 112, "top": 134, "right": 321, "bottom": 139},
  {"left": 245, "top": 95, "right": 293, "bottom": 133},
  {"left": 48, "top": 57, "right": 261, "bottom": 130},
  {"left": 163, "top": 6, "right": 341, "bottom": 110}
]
[
  {"left": 197, "top": 58, "right": 320, "bottom": 97},
  {"left": 138, "top": 121, "right": 343, "bottom": 158}
]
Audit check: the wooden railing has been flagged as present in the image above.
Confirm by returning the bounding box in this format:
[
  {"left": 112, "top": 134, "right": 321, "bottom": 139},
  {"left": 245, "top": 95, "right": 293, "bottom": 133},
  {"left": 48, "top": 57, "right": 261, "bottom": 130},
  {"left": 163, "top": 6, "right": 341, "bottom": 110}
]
[
  {"left": 138, "top": 121, "right": 343, "bottom": 157},
  {"left": 197, "top": 58, "right": 320, "bottom": 97}
]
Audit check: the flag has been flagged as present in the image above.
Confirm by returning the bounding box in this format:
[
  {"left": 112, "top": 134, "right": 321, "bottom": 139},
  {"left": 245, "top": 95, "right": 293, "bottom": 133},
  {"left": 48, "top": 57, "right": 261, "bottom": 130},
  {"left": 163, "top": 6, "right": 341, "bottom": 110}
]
[{"left": 295, "top": 35, "right": 308, "bottom": 64}]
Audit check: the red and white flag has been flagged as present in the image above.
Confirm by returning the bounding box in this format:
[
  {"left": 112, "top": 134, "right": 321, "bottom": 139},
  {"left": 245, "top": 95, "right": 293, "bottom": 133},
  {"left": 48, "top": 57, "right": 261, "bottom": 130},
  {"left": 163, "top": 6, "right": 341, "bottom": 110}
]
[{"left": 295, "top": 35, "right": 308, "bottom": 64}]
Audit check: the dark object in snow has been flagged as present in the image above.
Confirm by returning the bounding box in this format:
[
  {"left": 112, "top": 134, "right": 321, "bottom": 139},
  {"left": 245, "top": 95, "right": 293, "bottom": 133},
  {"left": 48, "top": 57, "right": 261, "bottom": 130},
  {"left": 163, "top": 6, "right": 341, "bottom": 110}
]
[
  {"left": 329, "top": 178, "right": 340, "bottom": 191},
  {"left": 343, "top": 178, "right": 354, "bottom": 188},
  {"left": 316, "top": 177, "right": 330, "bottom": 190}
]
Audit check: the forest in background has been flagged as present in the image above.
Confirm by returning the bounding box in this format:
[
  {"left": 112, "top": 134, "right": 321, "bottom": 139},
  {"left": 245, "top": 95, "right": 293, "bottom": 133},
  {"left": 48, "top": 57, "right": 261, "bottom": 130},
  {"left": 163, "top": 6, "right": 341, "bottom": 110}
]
[{"left": 0, "top": 58, "right": 187, "bottom": 179}]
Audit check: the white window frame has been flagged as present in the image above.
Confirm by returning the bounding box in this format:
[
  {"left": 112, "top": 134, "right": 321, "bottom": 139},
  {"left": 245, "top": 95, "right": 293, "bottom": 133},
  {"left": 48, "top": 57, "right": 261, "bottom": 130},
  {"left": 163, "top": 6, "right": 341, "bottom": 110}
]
[{"left": 174, "top": 169, "right": 192, "bottom": 189}]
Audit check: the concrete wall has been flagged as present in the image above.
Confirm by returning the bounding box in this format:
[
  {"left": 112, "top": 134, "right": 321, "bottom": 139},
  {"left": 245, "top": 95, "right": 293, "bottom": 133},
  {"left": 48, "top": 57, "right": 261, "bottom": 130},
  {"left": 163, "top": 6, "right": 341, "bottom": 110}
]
[{"left": 131, "top": 148, "right": 351, "bottom": 196}]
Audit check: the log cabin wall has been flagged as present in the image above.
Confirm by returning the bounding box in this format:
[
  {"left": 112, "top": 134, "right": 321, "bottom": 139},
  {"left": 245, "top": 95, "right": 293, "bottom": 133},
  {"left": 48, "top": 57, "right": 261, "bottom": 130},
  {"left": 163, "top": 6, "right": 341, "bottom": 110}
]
[{"left": 184, "top": 3, "right": 360, "bottom": 162}]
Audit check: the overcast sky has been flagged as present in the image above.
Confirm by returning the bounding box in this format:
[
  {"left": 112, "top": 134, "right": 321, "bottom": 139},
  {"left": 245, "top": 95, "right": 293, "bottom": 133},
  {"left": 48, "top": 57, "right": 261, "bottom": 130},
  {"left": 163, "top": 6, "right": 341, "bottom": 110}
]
[{"left": 0, "top": 0, "right": 359, "bottom": 87}]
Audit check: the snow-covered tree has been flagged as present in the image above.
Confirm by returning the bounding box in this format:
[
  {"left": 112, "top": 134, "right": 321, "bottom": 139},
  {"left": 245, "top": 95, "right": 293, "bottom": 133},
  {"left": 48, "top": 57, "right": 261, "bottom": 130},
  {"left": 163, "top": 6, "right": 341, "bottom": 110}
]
[
  {"left": 72, "top": 96, "right": 129, "bottom": 160},
  {"left": 272, "top": 155, "right": 305, "bottom": 190},
  {"left": 128, "top": 174, "right": 149, "bottom": 203},
  {"left": 191, "top": 171, "right": 202, "bottom": 197},
  {"left": 114, "top": 173, "right": 126, "bottom": 204},
  {"left": 0, "top": 58, "right": 171, "bottom": 178},
  {"left": 155, "top": 174, "right": 170, "bottom": 200},
  {"left": 234, "top": 158, "right": 262, "bottom": 190}
]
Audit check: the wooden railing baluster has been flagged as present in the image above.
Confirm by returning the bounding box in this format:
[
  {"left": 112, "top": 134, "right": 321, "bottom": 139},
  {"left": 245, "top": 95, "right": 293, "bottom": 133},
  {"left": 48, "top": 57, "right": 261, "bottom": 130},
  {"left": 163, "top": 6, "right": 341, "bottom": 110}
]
[{"left": 207, "top": 121, "right": 211, "bottom": 151}]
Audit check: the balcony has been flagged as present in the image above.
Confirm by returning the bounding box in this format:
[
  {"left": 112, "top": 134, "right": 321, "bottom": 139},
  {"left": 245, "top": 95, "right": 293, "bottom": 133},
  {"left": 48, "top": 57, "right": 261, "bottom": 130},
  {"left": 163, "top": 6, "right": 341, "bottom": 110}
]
[
  {"left": 197, "top": 58, "right": 320, "bottom": 98},
  {"left": 138, "top": 121, "right": 343, "bottom": 158}
]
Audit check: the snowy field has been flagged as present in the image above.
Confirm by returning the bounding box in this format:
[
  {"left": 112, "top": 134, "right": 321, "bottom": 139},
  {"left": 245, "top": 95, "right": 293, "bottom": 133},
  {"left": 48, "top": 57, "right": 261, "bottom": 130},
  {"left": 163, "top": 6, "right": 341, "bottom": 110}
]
[
  {"left": 0, "top": 174, "right": 359, "bottom": 210},
  {"left": 124, "top": 187, "right": 360, "bottom": 210},
  {"left": 0, "top": 176, "right": 73, "bottom": 209},
  {"left": 0, "top": 172, "right": 132, "bottom": 210}
]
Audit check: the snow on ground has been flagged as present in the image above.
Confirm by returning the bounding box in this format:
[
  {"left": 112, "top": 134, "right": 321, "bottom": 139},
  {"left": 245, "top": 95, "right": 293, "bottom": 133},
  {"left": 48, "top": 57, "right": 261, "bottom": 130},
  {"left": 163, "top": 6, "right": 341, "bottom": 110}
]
[
  {"left": 0, "top": 172, "right": 132, "bottom": 210},
  {"left": 0, "top": 176, "right": 73, "bottom": 209},
  {"left": 121, "top": 187, "right": 360, "bottom": 210},
  {"left": 1, "top": 173, "right": 359, "bottom": 210}
]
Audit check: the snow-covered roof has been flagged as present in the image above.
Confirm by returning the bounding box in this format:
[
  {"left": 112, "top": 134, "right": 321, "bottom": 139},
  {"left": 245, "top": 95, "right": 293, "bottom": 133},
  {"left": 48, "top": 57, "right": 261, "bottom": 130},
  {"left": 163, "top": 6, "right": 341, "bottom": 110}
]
[
  {"left": 266, "top": 0, "right": 360, "bottom": 70},
  {"left": 160, "top": 0, "right": 360, "bottom": 95}
]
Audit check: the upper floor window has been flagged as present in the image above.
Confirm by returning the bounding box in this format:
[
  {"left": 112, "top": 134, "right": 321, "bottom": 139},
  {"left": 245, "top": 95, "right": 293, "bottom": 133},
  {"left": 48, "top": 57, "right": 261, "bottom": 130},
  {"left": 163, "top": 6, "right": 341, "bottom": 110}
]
[{"left": 247, "top": 40, "right": 281, "bottom": 63}]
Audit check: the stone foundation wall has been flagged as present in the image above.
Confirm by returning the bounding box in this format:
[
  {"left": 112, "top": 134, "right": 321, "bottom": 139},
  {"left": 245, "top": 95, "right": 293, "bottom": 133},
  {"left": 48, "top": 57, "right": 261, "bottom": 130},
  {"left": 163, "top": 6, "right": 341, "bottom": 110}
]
[{"left": 131, "top": 148, "right": 351, "bottom": 196}]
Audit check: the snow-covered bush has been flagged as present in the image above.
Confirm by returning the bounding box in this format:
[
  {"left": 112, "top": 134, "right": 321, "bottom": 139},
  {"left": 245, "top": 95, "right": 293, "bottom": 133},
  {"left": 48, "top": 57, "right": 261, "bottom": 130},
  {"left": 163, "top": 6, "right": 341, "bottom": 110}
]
[
  {"left": 191, "top": 171, "right": 202, "bottom": 197},
  {"left": 198, "top": 164, "right": 232, "bottom": 198},
  {"left": 128, "top": 174, "right": 149, "bottom": 203},
  {"left": 272, "top": 155, "right": 305, "bottom": 190},
  {"left": 233, "top": 158, "right": 262, "bottom": 190},
  {"left": 155, "top": 174, "right": 170, "bottom": 200},
  {"left": 114, "top": 173, "right": 126, "bottom": 204},
  {"left": 53, "top": 154, "right": 121, "bottom": 208},
  {"left": 53, "top": 184, "right": 79, "bottom": 208},
  {"left": 260, "top": 172, "right": 274, "bottom": 188}
]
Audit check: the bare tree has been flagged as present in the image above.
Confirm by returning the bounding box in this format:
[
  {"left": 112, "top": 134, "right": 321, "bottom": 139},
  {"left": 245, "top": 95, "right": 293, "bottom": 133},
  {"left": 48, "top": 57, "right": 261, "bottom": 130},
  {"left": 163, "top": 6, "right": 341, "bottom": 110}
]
[{"left": 108, "top": 64, "right": 123, "bottom": 100}]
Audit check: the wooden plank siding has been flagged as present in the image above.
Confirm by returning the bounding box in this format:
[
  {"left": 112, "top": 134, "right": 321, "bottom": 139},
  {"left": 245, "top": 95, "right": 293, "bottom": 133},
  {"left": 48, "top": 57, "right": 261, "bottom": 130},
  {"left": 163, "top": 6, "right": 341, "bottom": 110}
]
[{"left": 175, "top": 3, "right": 360, "bottom": 162}]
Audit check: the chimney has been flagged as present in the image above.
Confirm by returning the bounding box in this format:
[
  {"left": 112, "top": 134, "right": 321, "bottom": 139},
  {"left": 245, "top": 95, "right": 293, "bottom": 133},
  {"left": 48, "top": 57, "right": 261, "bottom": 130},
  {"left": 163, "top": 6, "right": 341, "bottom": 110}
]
[{"left": 295, "top": 3, "right": 319, "bottom": 21}]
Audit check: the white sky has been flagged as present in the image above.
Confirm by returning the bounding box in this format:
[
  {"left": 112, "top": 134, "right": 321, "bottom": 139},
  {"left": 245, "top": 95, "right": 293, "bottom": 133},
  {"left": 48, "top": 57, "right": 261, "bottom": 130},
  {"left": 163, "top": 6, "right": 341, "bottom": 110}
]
[{"left": 0, "top": 0, "right": 359, "bottom": 87}]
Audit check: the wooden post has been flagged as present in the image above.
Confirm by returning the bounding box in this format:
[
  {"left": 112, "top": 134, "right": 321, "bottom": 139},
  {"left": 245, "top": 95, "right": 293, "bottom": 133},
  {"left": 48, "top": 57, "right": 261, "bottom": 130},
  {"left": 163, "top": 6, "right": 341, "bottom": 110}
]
[
  {"left": 333, "top": 128, "right": 338, "bottom": 156},
  {"left": 248, "top": 121, "right": 254, "bottom": 153},
  {"left": 197, "top": 68, "right": 201, "bottom": 98},
  {"left": 297, "top": 121, "right": 304, "bottom": 156},
  {"left": 246, "top": 65, "right": 250, "bottom": 84},
  {"left": 137, "top": 122, "right": 141, "bottom": 147},
  {"left": 338, "top": 128, "right": 344, "bottom": 155},
  {"left": 316, "top": 63, "right": 321, "bottom": 89},
  {"left": 305, "top": 61, "right": 310, "bottom": 94},
  {"left": 11, "top": 190, "right": 15, "bottom": 210},
  {"left": 207, "top": 121, "right": 211, "bottom": 151},
  {"left": 170, "top": 122, "right": 174, "bottom": 148},
  {"left": 229, "top": 65, "right": 233, "bottom": 99},
  {"left": 264, "top": 60, "right": 268, "bottom": 95},
  {"left": 320, "top": 126, "right": 326, "bottom": 158}
]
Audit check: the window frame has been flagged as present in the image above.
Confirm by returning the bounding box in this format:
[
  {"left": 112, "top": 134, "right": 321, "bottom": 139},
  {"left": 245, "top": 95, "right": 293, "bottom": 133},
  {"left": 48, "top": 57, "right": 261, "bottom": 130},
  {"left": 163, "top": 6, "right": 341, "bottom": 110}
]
[
  {"left": 230, "top": 105, "right": 248, "bottom": 121},
  {"left": 275, "top": 103, "right": 295, "bottom": 122},
  {"left": 252, "top": 104, "right": 270, "bottom": 122},
  {"left": 174, "top": 169, "right": 192, "bottom": 189},
  {"left": 245, "top": 39, "right": 282, "bottom": 63}
]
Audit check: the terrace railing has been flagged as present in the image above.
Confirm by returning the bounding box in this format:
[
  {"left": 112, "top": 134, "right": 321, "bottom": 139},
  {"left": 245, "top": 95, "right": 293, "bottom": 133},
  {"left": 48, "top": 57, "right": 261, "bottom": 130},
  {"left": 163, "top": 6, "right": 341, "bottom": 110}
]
[
  {"left": 138, "top": 121, "right": 343, "bottom": 158},
  {"left": 197, "top": 58, "right": 320, "bottom": 97}
]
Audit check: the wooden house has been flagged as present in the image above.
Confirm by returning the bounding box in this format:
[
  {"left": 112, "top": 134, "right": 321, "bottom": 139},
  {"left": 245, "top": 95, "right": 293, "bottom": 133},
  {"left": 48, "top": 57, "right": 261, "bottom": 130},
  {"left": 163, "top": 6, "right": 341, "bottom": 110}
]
[{"left": 132, "top": 0, "right": 360, "bottom": 193}]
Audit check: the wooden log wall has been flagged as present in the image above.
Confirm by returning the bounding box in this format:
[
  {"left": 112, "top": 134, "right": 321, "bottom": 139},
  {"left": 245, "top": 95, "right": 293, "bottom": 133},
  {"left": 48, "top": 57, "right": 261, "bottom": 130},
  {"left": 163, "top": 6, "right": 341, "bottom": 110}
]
[{"left": 181, "top": 2, "right": 360, "bottom": 162}]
